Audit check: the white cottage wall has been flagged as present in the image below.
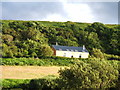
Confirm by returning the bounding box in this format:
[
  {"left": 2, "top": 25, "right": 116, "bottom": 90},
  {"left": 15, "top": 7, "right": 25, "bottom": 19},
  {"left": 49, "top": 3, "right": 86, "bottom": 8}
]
[{"left": 56, "top": 50, "right": 89, "bottom": 58}]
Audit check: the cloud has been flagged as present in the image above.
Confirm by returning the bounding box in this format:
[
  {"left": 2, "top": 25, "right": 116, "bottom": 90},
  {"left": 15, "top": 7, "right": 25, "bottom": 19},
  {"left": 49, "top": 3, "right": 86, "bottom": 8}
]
[
  {"left": 2, "top": 2, "right": 67, "bottom": 20},
  {"left": 62, "top": 2, "right": 95, "bottom": 23},
  {"left": 0, "top": 3, "right": 2, "bottom": 19},
  {"left": 2, "top": 2, "right": 118, "bottom": 24},
  {"left": 118, "top": 1, "right": 120, "bottom": 24},
  {"left": 86, "top": 2, "right": 118, "bottom": 24},
  {"left": 42, "top": 2, "right": 95, "bottom": 22},
  {"left": 1, "top": 0, "right": 120, "bottom": 2},
  {"left": 41, "top": 14, "right": 68, "bottom": 21}
]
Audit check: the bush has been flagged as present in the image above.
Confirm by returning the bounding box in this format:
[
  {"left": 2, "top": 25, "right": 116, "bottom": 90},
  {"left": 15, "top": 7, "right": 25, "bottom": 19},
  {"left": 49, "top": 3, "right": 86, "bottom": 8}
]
[
  {"left": 2, "top": 57, "right": 76, "bottom": 66},
  {"left": 105, "top": 54, "right": 120, "bottom": 61},
  {"left": 2, "top": 76, "right": 59, "bottom": 89},
  {"left": 91, "top": 48, "right": 105, "bottom": 59},
  {"left": 58, "top": 59, "right": 119, "bottom": 89},
  {"left": 2, "top": 79, "right": 30, "bottom": 89},
  {"left": 29, "top": 78, "right": 59, "bottom": 90},
  {"left": 38, "top": 45, "right": 53, "bottom": 57}
]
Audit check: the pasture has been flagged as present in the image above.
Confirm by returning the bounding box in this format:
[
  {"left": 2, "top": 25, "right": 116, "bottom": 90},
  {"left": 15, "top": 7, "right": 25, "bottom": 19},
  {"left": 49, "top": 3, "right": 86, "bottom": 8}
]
[{"left": 2, "top": 66, "right": 64, "bottom": 79}]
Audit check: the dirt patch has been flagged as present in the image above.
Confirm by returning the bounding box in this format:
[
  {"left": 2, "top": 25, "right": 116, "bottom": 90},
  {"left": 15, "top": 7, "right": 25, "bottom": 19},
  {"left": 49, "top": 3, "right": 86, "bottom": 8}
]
[{"left": 2, "top": 66, "right": 65, "bottom": 79}]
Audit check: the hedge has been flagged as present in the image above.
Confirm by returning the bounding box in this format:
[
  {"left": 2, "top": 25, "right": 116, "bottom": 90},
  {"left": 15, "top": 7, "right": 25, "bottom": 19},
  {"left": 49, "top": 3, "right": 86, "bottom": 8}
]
[{"left": 1, "top": 57, "right": 79, "bottom": 66}]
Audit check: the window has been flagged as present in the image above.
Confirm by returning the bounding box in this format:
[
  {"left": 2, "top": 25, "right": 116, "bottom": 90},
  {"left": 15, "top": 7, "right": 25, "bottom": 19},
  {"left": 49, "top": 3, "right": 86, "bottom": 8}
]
[
  {"left": 71, "top": 55, "right": 73, "bottom": 58},
  {"left": 66, "top": 49, "right": 69, "bottom": 51},
  {"left": 79, "top": 54, "right": 81, "bottom": 58},
  {"left": 82, "top": 49, "right": 85, "bottom": 52},
  {"left": 64, "top": 53, "right": 66, "bottom": 57},
  {"left": 59, "top": 49, "right": 62, "bottom": 51},
  {"left": 71, "top": 49, "right": 73, "bottom": 52},
  {"left": 75, "top": 50, "right": 78, "bottom": 52}
]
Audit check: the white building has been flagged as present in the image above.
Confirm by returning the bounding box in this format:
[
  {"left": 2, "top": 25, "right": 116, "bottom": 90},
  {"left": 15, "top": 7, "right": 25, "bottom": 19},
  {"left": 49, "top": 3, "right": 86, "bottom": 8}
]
[{"left": 52, "top": 45, "right": 89, "bottom": 58}]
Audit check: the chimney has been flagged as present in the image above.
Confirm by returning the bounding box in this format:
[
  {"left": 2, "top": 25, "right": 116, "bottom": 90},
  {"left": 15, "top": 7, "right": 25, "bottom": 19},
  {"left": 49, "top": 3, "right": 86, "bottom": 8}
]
[
  {"left": 56, "top": 42, "right": 58, "bottom": 46},
  {"left": 82, "top": 45, "right": 85, "bottom": 52}
]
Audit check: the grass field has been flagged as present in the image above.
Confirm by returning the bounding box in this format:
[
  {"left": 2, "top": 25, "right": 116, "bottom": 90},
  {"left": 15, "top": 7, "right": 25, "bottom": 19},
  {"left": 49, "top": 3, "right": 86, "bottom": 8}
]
[{"left": 2, "top": 66, "right": 66, "bottom": 79}]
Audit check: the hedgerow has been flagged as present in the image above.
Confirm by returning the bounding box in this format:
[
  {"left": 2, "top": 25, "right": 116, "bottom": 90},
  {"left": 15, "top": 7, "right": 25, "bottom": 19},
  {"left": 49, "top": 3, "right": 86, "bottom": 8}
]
[
  {"left": 2, "top": 57, "right": 77, "bottom": 66},
  {"left": 2, "top": 54, "right": 120, "bottom": 66}
]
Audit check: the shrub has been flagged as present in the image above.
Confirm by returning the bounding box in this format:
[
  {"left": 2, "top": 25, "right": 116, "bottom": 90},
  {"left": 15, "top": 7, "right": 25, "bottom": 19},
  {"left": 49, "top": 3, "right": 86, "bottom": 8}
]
[
  {"left": 58, "top": 59, "right": 119, "bottom": 89},
  {"left": 29, "top": 78, "right": 59, "bottom": 90},
  {"left": 2, "top": 79, "right": 30, "bottom": 89},
  {"left": 38, "top": 45, "right": 53, "bottom": 57},
  {"left": 2, "top": 34, "right": 13, "bottom": 42},
  {"left": 91, "top": 48, "right": 105, "bottom": 59},
  {"left": 105, "top": 54, "right": 120, "bottom": 61},
  {"left": 2, "top": 57, "right": 75, "bottom": 66}
]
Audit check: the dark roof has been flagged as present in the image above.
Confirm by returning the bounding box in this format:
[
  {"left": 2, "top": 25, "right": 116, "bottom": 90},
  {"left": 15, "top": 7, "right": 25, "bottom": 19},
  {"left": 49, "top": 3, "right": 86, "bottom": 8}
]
[{"left": 52, "top": 45, "right": 89, "bottom": 52}]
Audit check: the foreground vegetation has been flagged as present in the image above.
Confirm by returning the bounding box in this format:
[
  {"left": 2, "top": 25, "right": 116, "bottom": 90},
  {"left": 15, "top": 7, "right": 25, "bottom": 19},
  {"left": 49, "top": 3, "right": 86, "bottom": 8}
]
[{"left": 2, "top": 59, "right": 120, "bottom": 89}]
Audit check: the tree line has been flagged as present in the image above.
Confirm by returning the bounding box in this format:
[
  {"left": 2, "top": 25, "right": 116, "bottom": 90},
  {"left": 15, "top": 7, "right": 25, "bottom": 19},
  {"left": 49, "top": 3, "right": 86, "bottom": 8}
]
[{"left": 1, "top": 20, "right": 120, "bottom": 58}]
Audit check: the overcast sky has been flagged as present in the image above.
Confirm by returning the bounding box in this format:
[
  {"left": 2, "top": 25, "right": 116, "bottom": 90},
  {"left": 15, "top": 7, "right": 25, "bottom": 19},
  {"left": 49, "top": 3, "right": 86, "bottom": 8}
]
[{"left": 1, "top": 1, "right": 119, "bottom": 24}]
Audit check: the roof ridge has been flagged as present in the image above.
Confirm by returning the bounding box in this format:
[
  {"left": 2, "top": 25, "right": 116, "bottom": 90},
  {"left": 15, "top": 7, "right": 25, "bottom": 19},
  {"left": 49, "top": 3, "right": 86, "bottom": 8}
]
[
  {"left": 52, "top": 45, "right": 83, "bottom": 48},
  {"left": 52, "top": 45, "right": 88, "bottom": 53}
]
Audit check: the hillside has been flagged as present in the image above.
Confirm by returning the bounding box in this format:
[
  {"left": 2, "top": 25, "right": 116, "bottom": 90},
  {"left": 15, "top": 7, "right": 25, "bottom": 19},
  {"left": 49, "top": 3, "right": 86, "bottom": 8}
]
[{"left": 1, "top": 20, "right": 120, "bottom": 58}]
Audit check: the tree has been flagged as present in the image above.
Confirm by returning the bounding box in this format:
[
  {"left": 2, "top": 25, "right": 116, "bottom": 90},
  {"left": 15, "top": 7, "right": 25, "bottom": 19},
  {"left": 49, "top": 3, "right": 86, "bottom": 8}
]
[
  {"left": 86, "top": 32, "right": 102, "bottom": 50},
  {"left": 38, "top": 45, "right": 53, "bottom": 57},
  {"left": 2, "top": 34, "right": 13, "bottom": 43},
  {"left": 5, "top": 50, "right": 14, "bottom": 58},
  {"left": 20, "top": 28, "right": 48, "bottom": 44},
  {"left": 31, "top": 52, "right": 38, "bottom": 58},
  {"left": 110, "top": 30, "right": 120, "bottom": 55},
  {"left": 59, "top": 59, "right": 118, "bottom": 89},
  {"left": 91, "top": 48, "right": 105, "bottom": 59},
  {"left": 2, "top": 20, "right": 120, "bottom": 57}
]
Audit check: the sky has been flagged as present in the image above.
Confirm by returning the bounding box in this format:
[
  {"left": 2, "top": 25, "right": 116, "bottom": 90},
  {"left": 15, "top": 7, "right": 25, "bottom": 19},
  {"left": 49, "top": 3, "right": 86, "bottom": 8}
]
[{"left": 1, "top": 0, "right": 119, "bottom": 24}]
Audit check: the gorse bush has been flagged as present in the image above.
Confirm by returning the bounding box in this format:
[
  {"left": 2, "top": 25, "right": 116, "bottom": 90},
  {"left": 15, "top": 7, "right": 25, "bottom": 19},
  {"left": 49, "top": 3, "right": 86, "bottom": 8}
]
[{"left": 58, "top": 59, "right": 119, "bottom": 89}]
